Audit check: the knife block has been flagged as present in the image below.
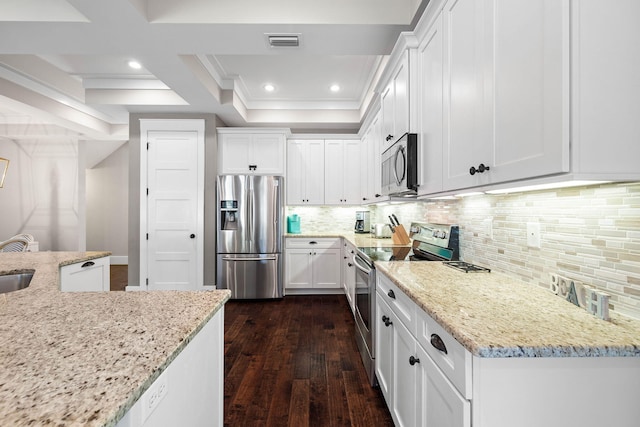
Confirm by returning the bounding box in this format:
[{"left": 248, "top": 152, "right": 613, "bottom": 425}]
[{"left": 391, "top": 224, "right": 411, "bottom": 245}]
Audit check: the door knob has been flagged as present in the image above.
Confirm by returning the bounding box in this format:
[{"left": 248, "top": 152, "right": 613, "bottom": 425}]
[{"left": 190, "top": 234, "right": 196, "bottom": 239}]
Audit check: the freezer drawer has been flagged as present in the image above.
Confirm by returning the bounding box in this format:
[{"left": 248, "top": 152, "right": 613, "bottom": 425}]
[{"left": 216, "top": 253, "right": 283, "bottom": 299}]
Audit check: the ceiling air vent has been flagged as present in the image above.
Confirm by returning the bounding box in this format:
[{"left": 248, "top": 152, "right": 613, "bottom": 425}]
[{"left": 267, "top": 35, "right": 300, "bottom": 48}]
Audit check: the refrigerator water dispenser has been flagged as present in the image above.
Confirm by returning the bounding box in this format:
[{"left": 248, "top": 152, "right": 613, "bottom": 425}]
[{"left": 220, "top": 200, "right": 238, "bottom": 230}]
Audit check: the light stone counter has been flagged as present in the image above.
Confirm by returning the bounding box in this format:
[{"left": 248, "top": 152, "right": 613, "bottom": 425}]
[
  {"left": 285, "top": 232, "right": 409, "bottom": 249},
  {"left": 375, "top": 261, "right": 640, "bottom": 358},
  {"left": 0, "top": 251, "right": 231, "bottom": 426}
]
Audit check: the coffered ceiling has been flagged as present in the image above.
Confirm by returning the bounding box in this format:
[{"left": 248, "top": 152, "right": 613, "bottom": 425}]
[{"left": 0, "top": 0, "right": 426, "bottom": 141}]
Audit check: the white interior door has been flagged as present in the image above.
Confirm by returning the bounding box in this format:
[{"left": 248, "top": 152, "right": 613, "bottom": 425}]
[{"left": 147, "top": 130, "right": 199, "bottom": 290}]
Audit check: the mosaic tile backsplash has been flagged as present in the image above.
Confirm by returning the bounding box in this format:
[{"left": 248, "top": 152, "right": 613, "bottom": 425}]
[{"left": 286, "top": 182, "right": 640, "bottom": 319}]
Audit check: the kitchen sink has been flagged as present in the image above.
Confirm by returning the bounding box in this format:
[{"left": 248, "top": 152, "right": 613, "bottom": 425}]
[{"left": 0, "top": 271, "right": 34, "bottom": 294}]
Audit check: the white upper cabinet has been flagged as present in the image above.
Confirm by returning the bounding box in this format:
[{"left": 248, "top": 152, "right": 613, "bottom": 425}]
[
  {"left": 416, "top": 10, "right": 445, "bottom": 195},
  {"left": 361, "top": 109, "right": 385, "bottom": 204},
  {"left": 570, "top": 0, "right": 640, "bottom": 180},
  {"left": 381, "top": 50, "right": 411, "bottom": 152},
  {"left": 441, "top": 0, "right": 569, "bottom": 191},
  {"left": 324, "top": 139, "right": 361, "bottom": 205},
  {"left": 286, "top": 139, "right": 325, "bottom": 205},
  {"left": 217, "top": 129, "right": 287, "bottom": 175}
]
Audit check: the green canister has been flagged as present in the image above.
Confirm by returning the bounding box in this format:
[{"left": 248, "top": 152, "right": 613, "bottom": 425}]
[{"left": 287, "top": 214, "right": 301, "bottom": 234}]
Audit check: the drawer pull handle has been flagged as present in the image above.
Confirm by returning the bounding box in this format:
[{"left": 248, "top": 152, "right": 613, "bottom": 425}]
[
  {"left": 382, "top": 315, "right": 393, "bottom": 327},
  {"left": 409, "top": 356, "right": 420, "bottom": 366},
  {"left": 387, "top": 289, "right": 396, "bottom": 299},
  {"left": 430, "top": 334, "right": 448, "bottom": 354},
  {"left": 309, "top": 241, "right": 318, "bottom": 245},
  {"left": 81, "top": 261, "right": 95, "bottom": 268}
]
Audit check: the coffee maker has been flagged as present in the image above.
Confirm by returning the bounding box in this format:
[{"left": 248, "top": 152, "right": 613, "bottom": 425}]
[{"left": 354, "top": 211, "right": 371, "bottom": 234}]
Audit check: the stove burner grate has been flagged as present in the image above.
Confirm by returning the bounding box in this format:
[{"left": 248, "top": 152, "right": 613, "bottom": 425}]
[{"left": 443, "top": 261, "right": 491, "bottom": 273}]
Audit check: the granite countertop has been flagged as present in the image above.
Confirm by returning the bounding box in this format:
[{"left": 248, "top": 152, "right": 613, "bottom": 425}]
[
  {"left": 0, "top": 251, "right": 231, "bottom": 427},
  {"left": 375, "top": 261, "right": 640, "bottom": 358},
  {"left": 285, "top": 232, "right": 409, "bottom": 248}
]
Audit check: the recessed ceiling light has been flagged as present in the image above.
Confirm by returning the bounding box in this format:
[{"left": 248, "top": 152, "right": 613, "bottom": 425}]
[
  {"left": 128, "top": 60, "right": 142, "bottom": 70},
  {"left": 264, "top": 84, "right": 275, "bottom": 92},
  {"left": 330, "top": 84, "right": 341, "bottom": 93}
]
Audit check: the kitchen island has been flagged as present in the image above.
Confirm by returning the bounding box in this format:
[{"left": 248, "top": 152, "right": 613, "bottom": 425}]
[{"left": 0, "top": 252, "right": 230, "bottom": 427}]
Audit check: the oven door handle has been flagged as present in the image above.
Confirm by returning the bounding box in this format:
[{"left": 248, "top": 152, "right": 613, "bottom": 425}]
[{"left": 353, "top": 255, "right": 372, "bottom": 274}]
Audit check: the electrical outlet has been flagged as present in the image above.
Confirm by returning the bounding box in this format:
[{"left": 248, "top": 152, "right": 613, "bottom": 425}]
[
  {"left": 141, "top": 371, "right": 168, "bottom": 422},
  {"left": 526, "top": 222, "right": 541, "bottom": 248}
]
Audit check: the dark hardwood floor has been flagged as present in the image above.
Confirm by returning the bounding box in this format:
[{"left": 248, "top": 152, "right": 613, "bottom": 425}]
[
  {"left": 110, "top": 265, "right": 128, "bottom": 291},
  {"left": 224, "top": 296, "right": 394, "bottom": 427},
  {"left": 109, "top": 267, "right": 392, "bottom": 426}
]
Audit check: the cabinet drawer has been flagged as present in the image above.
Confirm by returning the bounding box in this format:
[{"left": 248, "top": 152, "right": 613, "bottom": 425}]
[
  {"left": 60, "top": 256, "right": 110, "bottom": 292},
  {"left": 285, "top": 237, "right": 341, "bottom": 249},
  {"left": 376, "top": 272, "right": 417, "bottom": 333},
  {"left": 416, "top": 308, "right": 472, "bottom": 399}
]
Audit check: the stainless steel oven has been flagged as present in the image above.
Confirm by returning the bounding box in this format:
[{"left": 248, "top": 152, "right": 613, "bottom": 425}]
[{"left": 353, "top": 250, "right": 376, "bottom": 386}]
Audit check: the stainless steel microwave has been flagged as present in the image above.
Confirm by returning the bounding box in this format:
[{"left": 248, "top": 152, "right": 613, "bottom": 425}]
[{"left": 381, "top": 132, "right": 418, "bottom": 197}]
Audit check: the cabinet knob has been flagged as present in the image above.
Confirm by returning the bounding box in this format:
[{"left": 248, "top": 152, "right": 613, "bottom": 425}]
[
  {"left": 430, "top": 334, "right": 448, "bottom": 354},
  {"left": 375, "top": 194, "right": 381, "bottom": 198},
  {"left": 469, "top": 163, "right": 491, "bottom": 176},
  {"left": 348, "top": 263, "right": 353, "bottom": 267},
  {"left": 190, "top": 234, "right": 196, "bottom": 239},
  {"left": 386, "top": 134, "right": 394, "bottom": 141},
  {"left": 382, "top": 315, "right": 393, "bottom": 327},
  {"left": 387, "top": 289, "right": 396, "bottom": 299},
  {"left": 409, "top": 356, "right": 420, "bottom": 366}
]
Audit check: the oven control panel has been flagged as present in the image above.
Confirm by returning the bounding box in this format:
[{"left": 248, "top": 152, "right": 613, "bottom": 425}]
[{"left": 409, "top": 222, "right": 459, "bottom": 249}]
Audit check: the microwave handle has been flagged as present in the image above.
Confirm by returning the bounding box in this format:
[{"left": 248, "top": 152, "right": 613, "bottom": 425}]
[{"left": 393, "top": 145, "right": 406, "bottom": 185}]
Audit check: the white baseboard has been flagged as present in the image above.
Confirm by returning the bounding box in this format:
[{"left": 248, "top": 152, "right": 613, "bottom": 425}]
[
  {"left": 284, "top": 288, "right": 344, "bottom": 295},
  {"left": 110, "top": 256, "right": 128, "bottom": 265}
]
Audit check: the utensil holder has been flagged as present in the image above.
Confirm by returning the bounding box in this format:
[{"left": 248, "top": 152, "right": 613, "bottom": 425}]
[{"left": 391, "top": 224, "right": 411, "bottom": 245}]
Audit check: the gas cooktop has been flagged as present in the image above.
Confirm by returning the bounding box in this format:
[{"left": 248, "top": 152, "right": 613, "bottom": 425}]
[{"left": 443, "top": 261, "right": 491, "bottom": 273}]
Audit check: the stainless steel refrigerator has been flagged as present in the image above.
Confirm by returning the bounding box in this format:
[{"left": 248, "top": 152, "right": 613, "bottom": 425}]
[{"left": 216, "top": 175, "right": 284, "bottom": 299}]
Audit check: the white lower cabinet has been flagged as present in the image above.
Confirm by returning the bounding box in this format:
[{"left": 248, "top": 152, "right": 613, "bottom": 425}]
[
  {"left": 59, "top": 256, "right": 110, "bottom": 292},
  {"left": 285, "top": 238, "right": 341, "bottom": 292},
  {"left": 417, "top": 342, "right": 471, "bottom": 427},
  {"left": 376, "top": 282, "right": 469, "bottom": 427},
  {"left": 376, "top": 269, "right": 640, "bottom": 427}
]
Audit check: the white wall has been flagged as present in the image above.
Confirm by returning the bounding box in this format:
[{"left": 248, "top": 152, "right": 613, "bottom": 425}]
[
  {"left": 86, "top": 143, "right": 129, "bottom": 261},
  {"left": 0, "top": 137, "right": 82, "bottom": 251}
]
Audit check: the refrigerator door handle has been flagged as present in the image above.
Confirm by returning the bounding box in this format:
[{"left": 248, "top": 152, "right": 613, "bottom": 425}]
[
  {"left": 248, "top": 183, "right": 254, "bottom": 252},
  {"left": 222, "top": 256, "right": 278, "bottom": 262}
]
